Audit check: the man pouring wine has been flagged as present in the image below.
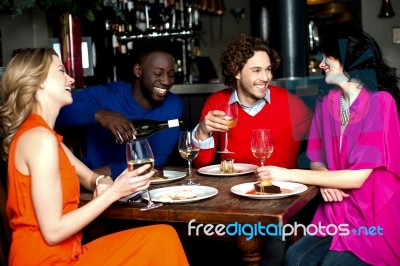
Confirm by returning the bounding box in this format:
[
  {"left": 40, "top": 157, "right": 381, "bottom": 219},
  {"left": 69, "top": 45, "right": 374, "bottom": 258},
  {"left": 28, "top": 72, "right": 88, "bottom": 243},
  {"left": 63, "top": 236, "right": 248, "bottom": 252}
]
[{"left": 56, "top": 40, "right": 183, "bottom": 178}]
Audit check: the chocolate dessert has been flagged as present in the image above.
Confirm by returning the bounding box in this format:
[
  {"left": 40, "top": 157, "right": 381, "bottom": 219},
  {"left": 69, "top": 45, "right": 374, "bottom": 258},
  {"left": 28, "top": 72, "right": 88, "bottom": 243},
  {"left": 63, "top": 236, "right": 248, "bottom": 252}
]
[
  {"left": 254, "top": 180, "right": 281, "bottom": 194},
  {"left": 151, "top": 167, "right": 166, "bottom": 181}
]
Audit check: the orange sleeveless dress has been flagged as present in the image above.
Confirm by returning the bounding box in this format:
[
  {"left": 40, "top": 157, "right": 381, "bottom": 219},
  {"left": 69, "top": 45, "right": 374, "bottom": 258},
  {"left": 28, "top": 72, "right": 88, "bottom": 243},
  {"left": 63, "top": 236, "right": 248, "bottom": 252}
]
[{"left": 7, "top": 114, "right": 189, "bottom": 265}]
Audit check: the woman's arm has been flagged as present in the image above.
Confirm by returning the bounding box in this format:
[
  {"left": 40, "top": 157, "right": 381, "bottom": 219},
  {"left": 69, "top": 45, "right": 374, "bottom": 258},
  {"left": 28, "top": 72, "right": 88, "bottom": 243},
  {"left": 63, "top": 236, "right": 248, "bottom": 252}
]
[
  {"left": 309, "top": 162, "right": 350, "bottom": 201},
  {"left": 62, "top": 143, "right": 104, "bottom": 191},
  {"left": 62, "top": 143, "right": 114, "bottom": 199},
  {"left": 256, "top": 164, "right": 373, "bottom": 189},
  {"left": 18, "top": 128, "right": 152, "bottom": 245},
  {"left": 310, "top": 161, "right": 328, "bottom": 171}
]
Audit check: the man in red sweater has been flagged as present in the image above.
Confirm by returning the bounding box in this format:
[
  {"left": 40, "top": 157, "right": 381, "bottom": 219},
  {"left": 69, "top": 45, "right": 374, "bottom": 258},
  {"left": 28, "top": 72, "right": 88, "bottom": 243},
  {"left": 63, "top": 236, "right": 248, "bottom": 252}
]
[
  {"left": 193, "top": 34, "right": 313, "bottom": 170},
  {"left": 191, "top": 34, "right": 313, "bottom": 266}
]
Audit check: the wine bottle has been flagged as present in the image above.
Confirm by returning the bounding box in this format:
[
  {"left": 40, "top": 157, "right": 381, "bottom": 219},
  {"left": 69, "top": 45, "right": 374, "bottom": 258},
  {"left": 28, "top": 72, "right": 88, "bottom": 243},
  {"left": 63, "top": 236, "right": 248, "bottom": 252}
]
[{"left": 134, "top": 119, "right": 183, "bottom": 139}]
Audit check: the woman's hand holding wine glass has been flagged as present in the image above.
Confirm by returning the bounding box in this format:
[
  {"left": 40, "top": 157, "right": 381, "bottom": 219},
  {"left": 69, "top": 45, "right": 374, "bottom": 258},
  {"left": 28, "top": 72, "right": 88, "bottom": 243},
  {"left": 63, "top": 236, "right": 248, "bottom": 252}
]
[
  {"left": 251, "top": 129, "right": 274, "bottom": 166},
  {"left": 108, "top": 165, "right": 152, "bottom": 201},
  {"left": 126, "top": 139, "right": 163, "bottom": 210},
  {"left": 178, "top": 131, "right": 200, "bottom": 185}
]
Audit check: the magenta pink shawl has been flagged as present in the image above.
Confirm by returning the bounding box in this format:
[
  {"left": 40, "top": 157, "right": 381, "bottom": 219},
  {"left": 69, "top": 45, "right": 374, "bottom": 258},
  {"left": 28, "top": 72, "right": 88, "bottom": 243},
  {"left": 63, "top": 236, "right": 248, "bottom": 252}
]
[{"left": 307, "top": 88, "right": 400, "bottom": 265}]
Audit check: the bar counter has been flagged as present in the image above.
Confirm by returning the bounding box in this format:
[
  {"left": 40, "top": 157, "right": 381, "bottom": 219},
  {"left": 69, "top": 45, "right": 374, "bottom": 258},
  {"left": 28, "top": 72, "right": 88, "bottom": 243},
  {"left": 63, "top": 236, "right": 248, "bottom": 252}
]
[{"left": 170, "top": 78, "right": 291, "bottom": 95}]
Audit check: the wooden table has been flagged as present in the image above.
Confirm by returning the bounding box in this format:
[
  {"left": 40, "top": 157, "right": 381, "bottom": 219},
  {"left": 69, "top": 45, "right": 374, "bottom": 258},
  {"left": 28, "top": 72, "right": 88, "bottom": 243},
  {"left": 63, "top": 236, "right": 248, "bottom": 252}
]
[{"left": 80, "top": 167, "right": 319, "bottom": 265}]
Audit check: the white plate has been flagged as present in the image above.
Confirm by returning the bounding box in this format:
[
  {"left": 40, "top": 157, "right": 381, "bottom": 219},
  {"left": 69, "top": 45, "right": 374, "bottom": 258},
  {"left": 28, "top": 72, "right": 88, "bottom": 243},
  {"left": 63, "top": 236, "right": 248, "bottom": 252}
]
[
  {"left": 150, "top": 170, "right": 186, "bottom": 184},
  {"left": 197, "top": 163, "right": 258, "bottom": 177},
  {"left": 231, "top": 181, "right": 308, "bottom": 199},
  {"left": 142, "top": 185, "right": 218, "bottom": 203}
]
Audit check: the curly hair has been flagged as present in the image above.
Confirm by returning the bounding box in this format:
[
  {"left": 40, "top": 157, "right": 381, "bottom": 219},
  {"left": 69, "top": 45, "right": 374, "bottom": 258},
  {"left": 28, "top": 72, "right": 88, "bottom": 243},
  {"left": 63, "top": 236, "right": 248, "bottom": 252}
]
[
  {"left": 220, "top": 34, "right": 281, "bottom": 89},
  {"left": 319, "top": 30, "right": 400, "bottom": 114},
  {"left": 0, "top": 48, "right": 57, "bottom": 161}
]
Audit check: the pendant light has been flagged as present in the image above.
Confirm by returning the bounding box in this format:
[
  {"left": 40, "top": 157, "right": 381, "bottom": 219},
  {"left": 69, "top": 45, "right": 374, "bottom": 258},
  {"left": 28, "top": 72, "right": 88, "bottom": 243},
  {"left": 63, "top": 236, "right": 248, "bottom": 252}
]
[{"left": 379, "top": 0, "right": 395, "bottom": 18}]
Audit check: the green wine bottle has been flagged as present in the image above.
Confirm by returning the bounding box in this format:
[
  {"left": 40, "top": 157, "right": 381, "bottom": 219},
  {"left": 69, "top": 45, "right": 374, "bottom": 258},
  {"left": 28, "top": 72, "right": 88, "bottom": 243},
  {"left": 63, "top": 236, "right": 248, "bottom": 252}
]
[{"left": 134, "top": 119, "right": 183, "bottom": 139}]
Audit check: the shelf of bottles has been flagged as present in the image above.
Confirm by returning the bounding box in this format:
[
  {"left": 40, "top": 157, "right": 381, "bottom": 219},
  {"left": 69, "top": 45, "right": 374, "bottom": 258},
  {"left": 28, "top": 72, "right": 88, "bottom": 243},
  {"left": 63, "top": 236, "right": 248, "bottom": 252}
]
[{"left": 105, "top": 0, "right": 201, "bottom": 84}]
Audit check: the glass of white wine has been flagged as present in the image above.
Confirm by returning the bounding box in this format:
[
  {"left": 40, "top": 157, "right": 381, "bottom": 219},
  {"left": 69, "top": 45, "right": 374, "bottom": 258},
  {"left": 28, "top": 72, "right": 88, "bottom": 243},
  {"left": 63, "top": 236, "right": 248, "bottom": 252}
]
[
  {"left": 217, "top": 102, "right": 238, "bottom": 154},
  {"left": 251, "top": 129, "right": 274, "bottom": 166},
  {"left": 126, "top": 139, "right": 162, "bottom": 210},
  {"left": 178, "top": 131, "right": 200, "bottom": 185}
]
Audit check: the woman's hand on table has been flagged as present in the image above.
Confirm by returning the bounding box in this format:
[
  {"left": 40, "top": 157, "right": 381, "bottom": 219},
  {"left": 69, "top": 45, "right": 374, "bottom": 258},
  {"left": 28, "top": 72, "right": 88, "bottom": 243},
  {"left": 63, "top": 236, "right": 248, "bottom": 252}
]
[{"left": 320, "top": 188, "right": 349, "bottom": 202}]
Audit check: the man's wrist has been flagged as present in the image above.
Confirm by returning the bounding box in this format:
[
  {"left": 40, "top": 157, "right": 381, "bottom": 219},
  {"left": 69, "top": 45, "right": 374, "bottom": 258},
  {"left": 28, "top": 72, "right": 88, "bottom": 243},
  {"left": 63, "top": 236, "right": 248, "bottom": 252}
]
[
  {"left": 94, "top": 109, "right": 103, "bottom": 124},
  {"left": 196, "top": 124, "right": 210, "bottom": 141}
]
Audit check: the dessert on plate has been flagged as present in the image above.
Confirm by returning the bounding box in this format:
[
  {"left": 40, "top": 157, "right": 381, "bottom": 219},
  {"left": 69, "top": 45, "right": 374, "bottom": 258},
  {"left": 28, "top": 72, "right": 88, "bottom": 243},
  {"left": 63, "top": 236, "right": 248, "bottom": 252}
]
[
  {"left": 254, "top": 179, "right": 281, "bottom": 194},
  {"left": 170, "top": 189, "right": 197, "bottom": 200},
  {"left": 220, "top": 158, "right": 236, "bottom": 173},
  {"left": 150, "top": 167, "right": 167, "bottom": 181}
]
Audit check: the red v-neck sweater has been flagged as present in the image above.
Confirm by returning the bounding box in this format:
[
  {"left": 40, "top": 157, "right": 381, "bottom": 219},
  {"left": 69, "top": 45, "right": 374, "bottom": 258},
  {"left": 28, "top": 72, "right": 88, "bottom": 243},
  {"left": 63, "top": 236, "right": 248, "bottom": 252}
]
[{"left": 193, "top": 86, "right": 313, "bottom": 169}]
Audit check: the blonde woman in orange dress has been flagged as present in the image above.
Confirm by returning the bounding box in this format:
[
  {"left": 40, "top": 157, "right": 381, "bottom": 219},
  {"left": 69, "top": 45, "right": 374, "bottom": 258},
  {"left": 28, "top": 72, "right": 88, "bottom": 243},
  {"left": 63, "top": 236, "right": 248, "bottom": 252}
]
[{"left": 0, "top": 48, "right": 189, "bottom": 265}]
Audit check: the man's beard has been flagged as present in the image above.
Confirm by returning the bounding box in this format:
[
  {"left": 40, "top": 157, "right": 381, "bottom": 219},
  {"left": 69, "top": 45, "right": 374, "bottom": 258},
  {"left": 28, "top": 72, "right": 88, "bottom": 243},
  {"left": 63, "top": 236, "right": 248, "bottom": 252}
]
[
  {"left": 239, "top": 80, "right": 266, "bottom": 102},
  {"left": 139, "top": 81, "right": 161, "bottom": 106}
]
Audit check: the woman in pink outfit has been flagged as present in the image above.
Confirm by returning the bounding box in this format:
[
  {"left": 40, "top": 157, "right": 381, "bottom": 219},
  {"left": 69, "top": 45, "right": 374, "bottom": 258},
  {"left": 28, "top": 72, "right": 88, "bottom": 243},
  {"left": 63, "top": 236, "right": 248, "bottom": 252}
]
[{"left": 256, "top": 30, "right": 400, "bottom": 265}]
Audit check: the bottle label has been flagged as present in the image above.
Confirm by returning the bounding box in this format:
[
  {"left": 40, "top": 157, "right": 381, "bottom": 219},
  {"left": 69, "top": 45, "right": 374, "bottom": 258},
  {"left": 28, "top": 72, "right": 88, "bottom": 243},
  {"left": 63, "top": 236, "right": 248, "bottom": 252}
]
[{"left": 168, "top": 119, "right": 180, "bottom": 128}]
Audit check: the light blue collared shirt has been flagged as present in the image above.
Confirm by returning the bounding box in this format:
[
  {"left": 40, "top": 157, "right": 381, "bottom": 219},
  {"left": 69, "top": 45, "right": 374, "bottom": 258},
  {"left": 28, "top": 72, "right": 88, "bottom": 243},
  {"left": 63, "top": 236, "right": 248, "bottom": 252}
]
[{"left": 192, "top": 89, "right": 271, "bottom": 148}]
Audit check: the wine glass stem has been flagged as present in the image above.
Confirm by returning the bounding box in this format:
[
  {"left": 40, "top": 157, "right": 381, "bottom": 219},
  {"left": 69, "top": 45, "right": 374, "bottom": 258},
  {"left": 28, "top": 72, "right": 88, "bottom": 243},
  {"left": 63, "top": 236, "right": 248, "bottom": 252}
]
[
  {"left": 145, "top": 189, "right": 153, "bottom": 205},
  {"left": 260, "top": 160, "right": 265, "bottom": 167},
  {"left": 224, "top": 131, "right": 229, "bottom": 151},
  {"left": 188, "top": 160, "right": 192, "bottom": 181}
]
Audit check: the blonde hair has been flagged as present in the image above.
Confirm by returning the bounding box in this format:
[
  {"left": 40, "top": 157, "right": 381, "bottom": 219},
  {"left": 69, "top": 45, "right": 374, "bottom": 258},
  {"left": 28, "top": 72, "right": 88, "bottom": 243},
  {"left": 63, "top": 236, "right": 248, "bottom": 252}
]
[{"left": 0, "top": 48, "right": 58, "bottom": 160}]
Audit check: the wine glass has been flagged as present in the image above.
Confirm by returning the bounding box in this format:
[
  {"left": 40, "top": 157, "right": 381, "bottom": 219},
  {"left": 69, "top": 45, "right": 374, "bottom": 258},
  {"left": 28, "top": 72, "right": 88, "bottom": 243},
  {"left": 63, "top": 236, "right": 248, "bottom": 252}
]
[
  {"left": 126, "top": 139, "right": 162, "bottom": 211},
  {"left": 217, "top": 102, "right": 239, "bottom": 153},
  {"left": 251, "top": 129, "right": 274, "bottom": 166},
  {"left": 178, "top": 131, "right": 200, "bottom": 185}
]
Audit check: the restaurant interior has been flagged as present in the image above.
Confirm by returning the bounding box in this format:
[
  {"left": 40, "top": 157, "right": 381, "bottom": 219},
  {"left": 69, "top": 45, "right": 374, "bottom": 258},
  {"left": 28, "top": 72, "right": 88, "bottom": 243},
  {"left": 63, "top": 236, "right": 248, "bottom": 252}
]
[
  {"left": 0, "top": 0, "right": 400, "bottom": 265},
  {"left": 0, "top": 0, "right": 399, "bottom": 84},
  {"left": 0, "top": 0, "right": 399, "bottom": 130}
]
